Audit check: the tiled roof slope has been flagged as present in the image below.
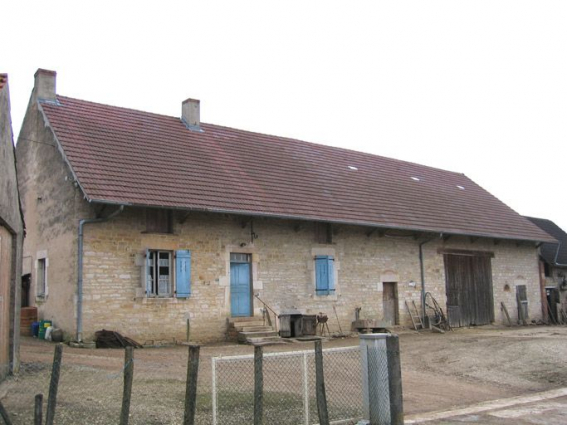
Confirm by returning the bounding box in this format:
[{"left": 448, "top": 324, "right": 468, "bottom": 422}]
[
  {"left": 526, "top": 217, "right": 567, "bottom": 265},
  {"left": 40, "top": 95, "right": 554, "bottom": 242}
]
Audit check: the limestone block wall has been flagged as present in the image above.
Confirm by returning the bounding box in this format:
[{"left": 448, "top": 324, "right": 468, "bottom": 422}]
[{"left": 79, "top": 207, "right": 543, "bottom": 344}]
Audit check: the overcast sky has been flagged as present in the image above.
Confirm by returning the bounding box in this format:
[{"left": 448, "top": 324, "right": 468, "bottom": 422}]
[{"left": 4, "top": 1, "right": 567, "bottom": 233}]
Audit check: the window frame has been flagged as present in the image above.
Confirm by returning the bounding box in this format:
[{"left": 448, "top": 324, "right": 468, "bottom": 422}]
[
  {"left": 143, "top": 249, "right": 191, "bottom": 298},
  {"left": 36, "top": 257, "right": 47, "bottom": 298}
]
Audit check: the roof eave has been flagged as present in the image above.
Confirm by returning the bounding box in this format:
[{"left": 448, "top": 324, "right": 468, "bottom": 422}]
[{"left": 87, "top": 198, "right": 554, "bottom": 244}]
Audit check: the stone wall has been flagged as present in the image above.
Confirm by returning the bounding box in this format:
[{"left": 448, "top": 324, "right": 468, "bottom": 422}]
[
  {"left": 0, "top": 75, "right": 23, "bottom": 380},
  {"left": 76, "top": 207, "right": 543, "bottom": 344},
  {"left": 16, "top": 96, "right": 83, "bottom": 337}
]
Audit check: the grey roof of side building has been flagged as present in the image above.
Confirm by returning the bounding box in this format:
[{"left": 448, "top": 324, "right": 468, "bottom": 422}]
[{"left": 525, "top": 217, "right": 567, "bottom": 266}]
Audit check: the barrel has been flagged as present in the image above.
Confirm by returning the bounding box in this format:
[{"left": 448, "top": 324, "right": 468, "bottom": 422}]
[{"left": 39, "top": 320, "right": 53, "bottom": 340}]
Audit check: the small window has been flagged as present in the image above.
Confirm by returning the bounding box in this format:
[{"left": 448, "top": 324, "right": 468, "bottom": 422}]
[
  {"left": 315, "top": 255, "right": 335, "bottom": 295},
  {"left": 145, "top": 209, "right": 172, "bottom": 233},
  {"left": 544, "top": 262, "right": 551, "bottom": 278},
  {"left": 315, "top": 222, "right": 333, "bottom": 244},
  {"left": 37, "top": 258, "right": 47, "bottom": 297},
  {"left": 144, "top": 249, "right": 191, "bottom": 298}
]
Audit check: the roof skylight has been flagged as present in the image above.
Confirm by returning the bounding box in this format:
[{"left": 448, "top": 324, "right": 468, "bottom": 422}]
[
  {"left": 457, "top": 185, "right": 465, "bottom": 190},
  {"left": 348, "top": 166, "right": 358, "bottom": 171},
  {"left": 411, "top": 177, "right": 421, "bottom": 181}
]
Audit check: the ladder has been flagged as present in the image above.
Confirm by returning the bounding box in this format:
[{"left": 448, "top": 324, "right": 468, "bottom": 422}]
[{"left": 405, "top": 300, "right": 424, "bottom": 331}]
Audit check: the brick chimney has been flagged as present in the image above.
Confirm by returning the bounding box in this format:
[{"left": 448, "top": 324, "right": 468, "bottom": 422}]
[
  {"left": 33, "top": 69, "right": 57, "bottom": 103},
  {"left": 181, "top": 98, "right": 202, "bottom": 132}
]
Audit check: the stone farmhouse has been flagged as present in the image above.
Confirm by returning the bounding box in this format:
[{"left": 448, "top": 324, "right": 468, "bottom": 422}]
[
  {"left": 526, "top": 217, "right": 567, "bottom": 323},
  {"left": 16, "top": 69, "right": 555, "bottom": 344},
  {"left": 0, "top": 73, "right": 23, "bottom": 379}
]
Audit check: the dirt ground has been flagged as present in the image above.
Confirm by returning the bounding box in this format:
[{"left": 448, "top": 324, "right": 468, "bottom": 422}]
[{"left": 2, "top": 325, "right": 567, "bottom": 424}]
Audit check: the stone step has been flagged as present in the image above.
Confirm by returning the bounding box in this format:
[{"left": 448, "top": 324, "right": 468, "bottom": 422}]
[
  {"left": 230, "top": 320, "right": 265, "bottom": 329},
  {"left": 238, "top": 330, "right": 278, "bottom": 343},
  {"left": 233, "top": 324, "right": 270, "bottom": 332},
  {"left": 228, "top": 316, "right": 263, "bottom": 324},
  {"left": 247, "top": 336, "right": 289, "bottom": 346}
]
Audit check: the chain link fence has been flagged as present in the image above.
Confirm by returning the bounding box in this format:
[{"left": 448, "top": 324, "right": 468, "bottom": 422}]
[
  {"left": 0, "top": 341, "right": 368, "bottom": 424},
  {"left": 212, "top": 346, "right": 363, "bottom": 425}
]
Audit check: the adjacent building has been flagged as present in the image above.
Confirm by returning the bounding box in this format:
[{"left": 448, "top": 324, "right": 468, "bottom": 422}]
[
  {"left": 0, "top": 73, "right": 23, "bottom": 379},
  {"left": 16, "top": 69, "right": 555, "bottom": 344},
  {"left": 526, "top": 217, "right": 567, "bottom": 323}
]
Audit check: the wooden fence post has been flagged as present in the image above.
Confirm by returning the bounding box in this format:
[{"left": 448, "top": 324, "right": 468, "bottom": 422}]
[
  {"left": 183, "top": 345, "right": 200, "bottom": 425},
  {"left": 34, "top": 394, "right": 43, "bottom": 425},
  {"left": 0, "top": 400, "right": 13, "bottom": 425},
  {"left": 254, "top": 345, "right": 263, "bottom": 425},
  {"left": 45, "top": 343, "right": 63, "bottom": 425},
  {"left": 314, "top": 340, "right": 329, "bottom": 425},
  {"left": 120, "top": 346, "right": 134, "bottom": 425}
]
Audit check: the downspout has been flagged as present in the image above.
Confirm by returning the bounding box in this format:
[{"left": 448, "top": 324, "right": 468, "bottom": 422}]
[
  {"left": 76, "top": 205, "right": 124, "bottom": 342},
  {"left": 419, "top": 234, "right": 443, "bottom": 322}
]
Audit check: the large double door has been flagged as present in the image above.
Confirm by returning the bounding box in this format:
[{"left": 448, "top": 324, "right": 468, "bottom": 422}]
[{"left": 444, "top": 253, "right": 494, "bottom": 327}]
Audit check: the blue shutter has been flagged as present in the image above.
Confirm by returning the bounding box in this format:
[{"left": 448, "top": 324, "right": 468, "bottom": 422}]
[
  {"left": 327, "top": 257, "right": 335, "bottom": 293},
  {"left": 176, "top": 250, "right": 192, "bottom": 297},
  {"left": 316, "top": 256, "right": 329, "bottom": 295}
]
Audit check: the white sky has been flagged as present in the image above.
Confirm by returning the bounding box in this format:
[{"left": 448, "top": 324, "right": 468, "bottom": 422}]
[{"left": 4, "top": 1, "right": 567, "bottom": 233}]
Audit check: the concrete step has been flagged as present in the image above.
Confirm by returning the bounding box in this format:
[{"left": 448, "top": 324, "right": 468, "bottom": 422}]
[
  {"left": 247, "top": 336, "right": 290, "bottom": 346},
  {"left": 238, "top": 330, "right": 278, "bottom": 343},
  {"left": 230, "top": 321, "right": 265, "bottom": 329},
  {"left": 228, "top": 316, "right": 263, "bottom": 324},
  {"left": 234, "top": 325, "right": 271, "bottom": 332}
]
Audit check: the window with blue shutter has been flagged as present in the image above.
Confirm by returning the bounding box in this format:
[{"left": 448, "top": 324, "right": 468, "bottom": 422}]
[
  {"left": 175, "top": 250, "right": 192, "bottom": 297},
  {"left": 315, "top": 255, "right": 335, "bottom": 295}
]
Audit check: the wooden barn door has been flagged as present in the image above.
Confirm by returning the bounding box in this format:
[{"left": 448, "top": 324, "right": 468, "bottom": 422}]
[{"left": 444, "top": 253, "right": 494, "bottom": 327}]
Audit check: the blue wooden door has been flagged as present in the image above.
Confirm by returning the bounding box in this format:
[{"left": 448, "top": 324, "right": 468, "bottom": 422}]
[{"left": 230, "top": 262, "right": 251, "bottom": 317}]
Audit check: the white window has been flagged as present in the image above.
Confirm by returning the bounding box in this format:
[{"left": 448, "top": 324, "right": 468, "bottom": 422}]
[{"left": 37, "top": 258, "right": 47, "bottom": 298}]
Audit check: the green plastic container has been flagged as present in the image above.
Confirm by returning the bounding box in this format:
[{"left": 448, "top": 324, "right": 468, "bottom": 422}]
[{"left": 39, "top": 320, "right": 52, "bottom": 340}]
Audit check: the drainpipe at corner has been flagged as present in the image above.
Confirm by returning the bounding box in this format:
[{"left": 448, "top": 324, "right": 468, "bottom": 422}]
[
  {"left": 419, "top": 233, "right": 443, "bottom": 323},
  {"left": 77, "top": 205, "right": 124, "bottom": 342}
]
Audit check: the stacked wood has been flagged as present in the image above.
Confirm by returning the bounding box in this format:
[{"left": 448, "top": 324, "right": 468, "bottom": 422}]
[
  {"left": 20, "top": 307, "right": 38, "bottom": 336},
  {"left": 94, "top": 330, "right": 143, "bottom": 349}
]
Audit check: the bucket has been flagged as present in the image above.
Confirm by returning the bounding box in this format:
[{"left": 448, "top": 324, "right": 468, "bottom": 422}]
[{"left": 31, "top": 322, "right": 40, "bottom": 337}]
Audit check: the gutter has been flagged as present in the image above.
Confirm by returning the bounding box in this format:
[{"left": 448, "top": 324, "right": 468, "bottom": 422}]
[
  {"left": 419, "top": 234, "right": 443, "bottom": 322},
  {"left": 76, "top": 205, "right": 124, "bottom": 342}
]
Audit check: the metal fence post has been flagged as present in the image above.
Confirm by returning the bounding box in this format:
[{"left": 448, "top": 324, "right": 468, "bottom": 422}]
[
  {"left": 302, "top": 352, "right": 309, "bottom": 425},
  {"left": 254, "top": 346, "right": 264, "bottom": 425},
  {"left": 360, "top": 333, "right": 404, "bottom": 425},
  {"left": 212, "top": 357, "right": 218, "bottom": 425},
  {"left": 45, "top": 343, "right": 63, "bottom": 425},
  {"left": 314, "top": 340, "right": 330, "bottom": 425},
  {"left": 184, "top": 345, "right": 200, "bottom": 425}
]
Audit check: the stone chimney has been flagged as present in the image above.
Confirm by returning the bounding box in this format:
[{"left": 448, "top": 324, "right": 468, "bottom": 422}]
[
  {"left": 181, "top": 98, "right": 201, "bottom": 132},
  {"left": 33, "top": 69, "right": 57, "bottom": 103}
]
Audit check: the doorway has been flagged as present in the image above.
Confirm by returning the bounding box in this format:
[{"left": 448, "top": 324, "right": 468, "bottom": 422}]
[
  {"left": 444, "top": 253, "right": 494, "bottom": 327},
  {"left": 383, "top": 282, "right": 399, "bottom": 325},
  {"left": 230, "top": 253, "right": 252, "bottom": 317}
]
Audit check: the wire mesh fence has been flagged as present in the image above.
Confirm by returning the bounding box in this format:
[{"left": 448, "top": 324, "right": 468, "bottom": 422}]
[
  {"left": 0, "top": 341, "right": 365, "bottom": 424},
  {"left": 212, "top": 346, "right": 363, "bottom": 425}
]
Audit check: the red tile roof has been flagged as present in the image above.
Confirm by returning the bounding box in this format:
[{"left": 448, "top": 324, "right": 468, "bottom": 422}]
[{"left": 40, "top": 95, "right": 554, "bottom": 242}]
